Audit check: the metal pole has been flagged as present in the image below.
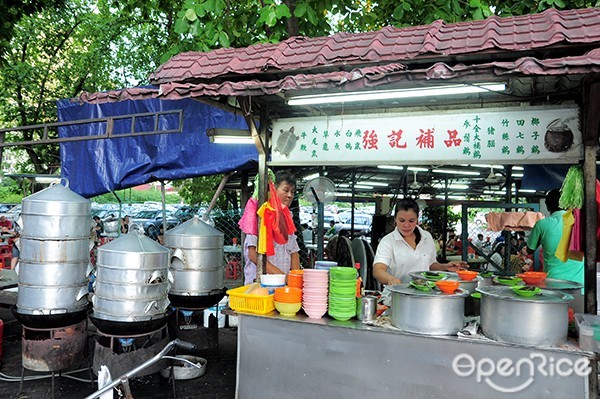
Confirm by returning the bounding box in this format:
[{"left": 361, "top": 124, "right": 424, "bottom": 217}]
[{"left": 161, "top": 181, "right": 167, "bottom": 238}]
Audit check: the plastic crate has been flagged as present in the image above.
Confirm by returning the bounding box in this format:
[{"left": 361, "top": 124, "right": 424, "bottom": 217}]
[{"left": 227, "top": 285, "right": 275, "bottom": 315}]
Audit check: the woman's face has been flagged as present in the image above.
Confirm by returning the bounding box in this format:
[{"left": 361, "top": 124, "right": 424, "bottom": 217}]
[
  {"left": 395, "top": 209, "right": 418, "bottom": 237},
  {"left": 276, "top": 181, "right": 295, "bottom": 207}
]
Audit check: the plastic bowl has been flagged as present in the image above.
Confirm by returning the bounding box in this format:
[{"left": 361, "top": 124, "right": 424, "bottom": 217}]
[
  {"left": 435, "top": 280, "right": 460, "bottom": 294},
  {"left": 511, "top": 285, "right": 542, "bottom": 297},
  {"left": 456, "top": 270, "right": 479, "bottom": 281},
  {"left": 516, "top": 271, "right": 547, "bottom": 285},
  {"left": 260, "top": 274, "right": 286, "bottom": 286},
  {"left": 421, "top": 271, "right": 446, "bottom": 281},
  {"left": 274, "top": 301, "right": 302, "bottom": 316},
  {"left": 496, "top": 276, "right": 523, "bottom": 286}
]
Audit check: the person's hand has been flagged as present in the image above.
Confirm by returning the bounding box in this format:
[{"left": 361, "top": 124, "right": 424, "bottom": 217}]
[
  {"left": 387, "top": 276, "right": 402, "bottom": 286},
  {"left": 447, "top": 261, "right": 468, "bottom": 271}
]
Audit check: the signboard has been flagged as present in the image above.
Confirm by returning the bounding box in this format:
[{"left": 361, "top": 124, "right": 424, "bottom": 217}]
[{"left": 270, "top": 106, "right": 581, "bottom": 166}]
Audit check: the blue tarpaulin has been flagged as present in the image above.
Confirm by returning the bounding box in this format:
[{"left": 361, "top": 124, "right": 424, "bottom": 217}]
[{"left": 58, "top": 97, "right": 258, "bottom": 198}]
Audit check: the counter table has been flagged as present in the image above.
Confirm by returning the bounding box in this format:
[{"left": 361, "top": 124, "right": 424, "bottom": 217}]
[{"left": 235, "top": 311, "right": 598, "bottom": 399}]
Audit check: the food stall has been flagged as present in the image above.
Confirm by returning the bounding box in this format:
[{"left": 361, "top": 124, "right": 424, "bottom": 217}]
[{"left": 117, "top": 7, "right": 600, "bottom": 398}]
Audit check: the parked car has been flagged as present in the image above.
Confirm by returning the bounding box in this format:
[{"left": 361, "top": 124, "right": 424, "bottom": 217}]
[
  {"left": 130, "top": 209, "right": 179, "bottom": 240},
  {"left": 0, "top": 204, "right": 21, "bottom": 222},
  {"left": 336, "top": 213, "right": 372, "bottom": 237}
]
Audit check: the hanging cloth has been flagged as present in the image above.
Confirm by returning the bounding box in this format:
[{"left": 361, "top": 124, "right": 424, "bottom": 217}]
[
  {"left": 596, "top": 180, "right": 600, "bottom": 259},
  {"left": 257, "top": 201, "right": 275, "bottom": 256},
  {"left": 559, "top": 166, "right": 584, "bottom": 209},
  {"left": 267, "top": 182, "right": 296, "bottom": 244},
  {"left": 555, "top": 209, "right": 574, "bottom": 262}
]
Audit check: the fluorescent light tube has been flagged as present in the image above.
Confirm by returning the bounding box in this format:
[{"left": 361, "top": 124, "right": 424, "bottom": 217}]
[{"left": 287, "top": 83, "right": 506, "bottom": 105}]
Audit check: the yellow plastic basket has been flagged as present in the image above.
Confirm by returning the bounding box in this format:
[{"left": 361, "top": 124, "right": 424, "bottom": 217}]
[{"left": 227, "top": 284, "right": 275, "bottom": 315}]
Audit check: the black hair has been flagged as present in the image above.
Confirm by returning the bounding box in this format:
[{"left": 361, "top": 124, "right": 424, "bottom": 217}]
[
  {"left": 93, "top": 215, "right": 100, "bottom": 220},
  {"left": 275, "top": 170, "right": 296, "bottom": 189},
  {"left": 545, "top": 189, "right": 561, "bottom": 213},
  {"left": 394, "top": 198, "right": 420, "bottom": 216}
]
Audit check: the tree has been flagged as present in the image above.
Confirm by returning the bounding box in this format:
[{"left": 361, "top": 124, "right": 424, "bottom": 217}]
[{"left": 0, "top": 0, "right": 178, "bottom": 175}]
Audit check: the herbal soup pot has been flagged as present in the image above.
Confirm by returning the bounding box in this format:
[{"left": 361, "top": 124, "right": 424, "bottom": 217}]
[
  {"left": 477, "top": 285, "right": 573, "bottom": 346},
  {"left": 388, "top": 284, "right": 468, "bottom": 335}
]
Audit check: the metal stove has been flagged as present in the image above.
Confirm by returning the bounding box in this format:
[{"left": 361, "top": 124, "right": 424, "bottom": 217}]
[
  {"left": 168, "top": 306, "right": 219, "bottom": 358},
  {"left": 19, "top": 318, "right": 90, "bottom": 398},
  {"left": 92, "top": 323, "right": 170, "bottom": 378}
]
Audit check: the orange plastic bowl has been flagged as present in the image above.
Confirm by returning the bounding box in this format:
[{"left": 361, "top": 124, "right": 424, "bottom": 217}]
[
  {"left": 456, "top": 270, "right": 479, "bottom": 281},
  {"left": 516, "top": 271, "right": 547, "bottom": 285},
  {"left": 274, "top": 286, "right": 302, "bottom": 303},
  {"left": 435, "top": 280, "right": 460, "bottom": 294}
]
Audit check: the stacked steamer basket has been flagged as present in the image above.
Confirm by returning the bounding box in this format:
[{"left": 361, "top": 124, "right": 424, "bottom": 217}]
[
  {"left": 328, "top": 267, "right": 358, "bottom": 321},
  {"left": 15, "top": 182, "right": 91, "bottom": 328},
  {"left": 14, "top": 182, "right": 91, "bottom": 377},
  {"left": 302, "top": 269, "right": 329, "bottom": 319}
]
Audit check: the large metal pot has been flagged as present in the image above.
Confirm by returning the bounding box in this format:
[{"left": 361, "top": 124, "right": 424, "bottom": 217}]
[
  {"left": 477, "top": 285, "right": 573, "bottom": 346},
  {"left": 93, "top": 232, "right": 170, "bottom": 323},
  {"left": 538, "top": 278, "right": 583, "bottom": 314},
  {"left": 388, "top": 284, "right": 467, "bottom": 335},
  {"left": 20, "top": 237, "right": 90, "bottom": 263},
  {"left": 21, "top": 183, "right": 91, "bottom": 240},
  {"left": 164, "top": 216, "right": 224, "bottom": 299}
]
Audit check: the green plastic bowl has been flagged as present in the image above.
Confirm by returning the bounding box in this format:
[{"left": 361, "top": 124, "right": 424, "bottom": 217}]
[
  {"left": 421, "top": 271, "right": 446, "bottom": 281},
  {"left": 496, "top": 276, "right": 523, "bottom": 286},
  {"left": 511, "top": 286, "right": 541, "bottom": 297}
]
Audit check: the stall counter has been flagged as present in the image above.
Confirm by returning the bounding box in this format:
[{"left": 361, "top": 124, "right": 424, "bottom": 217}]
[{"left": 235, "top": 311, "right": 598, "bottom": 399}]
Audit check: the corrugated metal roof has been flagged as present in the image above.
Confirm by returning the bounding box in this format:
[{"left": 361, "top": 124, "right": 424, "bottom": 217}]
[{"left": 150, "top": 8, "right": 600, "bottom": 85}]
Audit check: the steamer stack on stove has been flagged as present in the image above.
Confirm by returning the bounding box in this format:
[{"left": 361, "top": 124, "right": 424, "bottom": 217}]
[
  {"left": 164, "top": 215, "right": 227, "bottom": 354},
  {"left": 13, "top": 183, "right": 91, "bottom": 383},
  {"left": 89, "top": 231, "right": 171, "bottom": 377}
]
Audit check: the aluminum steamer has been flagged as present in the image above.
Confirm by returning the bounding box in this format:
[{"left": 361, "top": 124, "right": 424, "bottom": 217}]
[
  {"left": 91, "top": 231, "right": 171, "bottom": 335},
  {"left": 164, "top": 215, "right": 226, "bottom": 309},
  {"left": 15, "top": 183, "right": 91, "bottom": 328}
]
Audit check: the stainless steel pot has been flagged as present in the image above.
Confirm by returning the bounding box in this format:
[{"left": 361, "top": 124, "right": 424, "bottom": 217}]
[
  {"left": 388, "top": 284, "right": 467, "bottom": 335},
  {"left": 477, "top": 285, "right": 573, "bottom": 346},
  {"left": 538, "top": 278, "right": 583, "bottom": 314},
  {"left": 20, "top": 237, "right": 90, "bottom": 263},
  {"left": 19, "top": 261, "right": 88, "bottom": 286},
  {"left": 97, "top": 233, "right": 170, "bottom": 269},
  {"left": 17, "top": 285, "right": 88, "bottom": 315},
  {"left": 21, "top": 183, "right": 91, "bottom": 240}
]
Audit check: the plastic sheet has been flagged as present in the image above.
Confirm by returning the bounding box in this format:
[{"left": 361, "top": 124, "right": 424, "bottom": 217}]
[{"left": 57, "top": 96, "right": 257, "bottom": 198}]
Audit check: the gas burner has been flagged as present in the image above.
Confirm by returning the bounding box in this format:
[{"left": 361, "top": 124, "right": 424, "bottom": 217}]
[{"left": 167, "top": 307, "right": 219, "bottom": 357}]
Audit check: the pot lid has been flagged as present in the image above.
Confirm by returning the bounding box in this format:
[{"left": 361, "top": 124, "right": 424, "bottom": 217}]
[
  {"left": 99, "top": 230, "right": 169, "bottom": 255},
  {"left": 165, "top": 215, "right": 223, "bottom": 238},
  {"left": 537, "top": 278, "right": 583, "bottom": 290},
  {"left": 408, "top": 271, "right": 450, "bottom": 282},
  {"left": 387, "top": 284, "right": 469, "bottom": 298},
  {"left": 476, "top": 285, "right": 574, "bottom": 303},
  {"left": 22, "top": 182, "right": 90, "bottom": 212}
]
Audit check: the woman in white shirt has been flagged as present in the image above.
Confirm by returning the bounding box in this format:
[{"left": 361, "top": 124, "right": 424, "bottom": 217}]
[{"left": 373, "top": 198, "right": 467, "bottom": 286}]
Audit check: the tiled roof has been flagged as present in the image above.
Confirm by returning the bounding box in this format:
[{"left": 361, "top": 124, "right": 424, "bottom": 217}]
[{"left": 150, "top": 8, "right": 600, "bottom": 85}]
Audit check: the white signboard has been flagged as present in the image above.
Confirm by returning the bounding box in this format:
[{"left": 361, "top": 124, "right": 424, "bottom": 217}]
[{"left": 270, "top": 106, "right": 581, "bottom": 165}]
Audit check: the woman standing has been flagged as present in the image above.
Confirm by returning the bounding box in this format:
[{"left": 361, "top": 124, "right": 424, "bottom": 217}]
[{"left": 373, "top": 198, "right": 467, "bottom": 286}]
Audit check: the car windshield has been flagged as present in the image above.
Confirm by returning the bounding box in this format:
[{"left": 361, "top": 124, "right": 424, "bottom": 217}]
[{"left": 134, "top": 210, "right": 160, "bottom": 219}]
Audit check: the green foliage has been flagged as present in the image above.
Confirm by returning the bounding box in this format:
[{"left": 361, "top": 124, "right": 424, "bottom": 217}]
[
  {"left": 172, "top": 175, "right": 227, "bottom": 209},
  {"left": 92, "top": 188, "right": 182, "bottom": 205},
  {"left": 0, "top": 177, "right": 24, "bottom": 203},
  {"left": 421, "top": 204, "right": 461, "bottom": 240}
]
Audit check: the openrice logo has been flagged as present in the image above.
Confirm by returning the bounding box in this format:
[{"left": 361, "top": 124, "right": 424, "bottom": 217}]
[{"left": 452, "top": 352, "right": 591, "bottom": 393}]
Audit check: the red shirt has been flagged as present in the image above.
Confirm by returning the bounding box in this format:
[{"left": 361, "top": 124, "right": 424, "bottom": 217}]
[{"left": 0, "top": 219, "right": 12, "bottom": 230}]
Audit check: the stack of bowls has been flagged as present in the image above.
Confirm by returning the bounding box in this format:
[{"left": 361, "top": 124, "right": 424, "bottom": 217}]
[
  {"left": 315, "top": 260, "right": 337, "bottom": 270},
  {"left": 273, "top": 287, "right": 302, "bottom": 316},
  {"left": 288, "top": 270, "right": 304, "bottom": 289},
  {"left": 260, "top": 274, "right": 286, "bottom": 294},
  {"left": 302, "top": 269, "right": 329, "bottom": 319},
  {"left": 328, "top": 267, "right": 358, "bottom": 321}
]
